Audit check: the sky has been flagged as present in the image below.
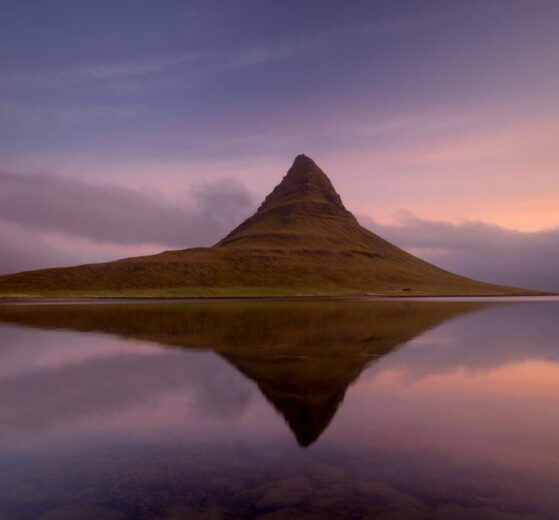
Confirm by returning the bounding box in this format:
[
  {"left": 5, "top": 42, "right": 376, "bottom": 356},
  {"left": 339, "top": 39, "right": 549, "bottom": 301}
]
[{"left": 0, "top": 0, "right": 558, "bottom": 290}]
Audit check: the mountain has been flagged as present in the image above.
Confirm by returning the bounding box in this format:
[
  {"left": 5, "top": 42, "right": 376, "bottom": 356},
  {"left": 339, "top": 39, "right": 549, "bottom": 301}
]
[
  {"left": 0, "top": 299, "right": 495, "bottom": 445},
  {"left": 0, "top": 154, "right": 541, "bottom": 297}
]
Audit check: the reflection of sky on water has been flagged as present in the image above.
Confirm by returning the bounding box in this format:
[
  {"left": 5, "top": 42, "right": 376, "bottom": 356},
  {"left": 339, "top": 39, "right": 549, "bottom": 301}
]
[
  {"left": 363, "top": 301, "right": 559, "bottom": 379},
  {"left": 0, "top": 327, "right": 262, "bottom": 452},
  {"left": 1, "top": 299, "right": 559, "bottom": 519}
]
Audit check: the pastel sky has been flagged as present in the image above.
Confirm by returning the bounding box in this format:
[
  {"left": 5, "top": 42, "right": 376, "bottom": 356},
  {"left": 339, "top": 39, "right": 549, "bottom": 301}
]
[{"left": 1, "top": 1, "right": 558, "bottom": 290}]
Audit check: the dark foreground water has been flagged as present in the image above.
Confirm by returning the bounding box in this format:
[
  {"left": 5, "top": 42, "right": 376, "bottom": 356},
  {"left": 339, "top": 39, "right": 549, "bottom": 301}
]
[{"left": 1, "top": 297, "right": 558, "bottom": 520}]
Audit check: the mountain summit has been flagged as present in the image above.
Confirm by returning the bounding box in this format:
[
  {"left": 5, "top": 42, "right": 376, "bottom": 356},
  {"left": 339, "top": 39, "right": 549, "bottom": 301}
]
[
  {"left": 258, "top": 154, "right": 347, "bottom": 211},
  {"left": 0, "top": 155, "right": 540, "bottom": 297},
  {"left": 216, "top": 154, "right": 354, "bottom": 249}
]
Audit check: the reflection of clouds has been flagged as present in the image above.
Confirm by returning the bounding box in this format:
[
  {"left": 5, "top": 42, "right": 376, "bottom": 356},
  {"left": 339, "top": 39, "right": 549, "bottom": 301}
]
[
  {"left": 0, "top": 325, "right": 162, "bottom": 379},
  {"left": 189, "top": 360, "right": 254, "bottom": 420},
  {"left": 0, "top": 326, "right": 254, "bottom": 446},
  {"left": 363, "top": 302, "right": 559, "bottom": 383},
  {"left": 330, "top": 305, "right": 559, "bottom": 505}
]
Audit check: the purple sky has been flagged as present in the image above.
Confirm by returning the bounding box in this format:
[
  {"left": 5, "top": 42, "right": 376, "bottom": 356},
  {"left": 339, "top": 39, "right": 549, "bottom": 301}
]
[{"left": 1, "top": 1, "right": 558, "bottom": 290}]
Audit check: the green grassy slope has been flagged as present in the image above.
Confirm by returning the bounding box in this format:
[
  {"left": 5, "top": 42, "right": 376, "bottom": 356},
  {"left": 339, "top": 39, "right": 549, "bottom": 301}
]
[{"left": 0, "top": 155, "right": 544, "bottom": 297}]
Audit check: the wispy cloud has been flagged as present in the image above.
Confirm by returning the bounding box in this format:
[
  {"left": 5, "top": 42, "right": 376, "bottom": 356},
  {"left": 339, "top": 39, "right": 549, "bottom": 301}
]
[
  {"left": 0, "top": 101, "right": 138, "bottom": 126},
  {"left": 0, "top": 16, "right": 419, "bottom": 92},
  {"left": 0, "top": 42, "right": 309, "bottom": 91},
  {"left": 0, "top": 51, "right": 211, "bottom": 89},
  {"left": 336, "top": 15, "right": 434, "bottom": 38}
]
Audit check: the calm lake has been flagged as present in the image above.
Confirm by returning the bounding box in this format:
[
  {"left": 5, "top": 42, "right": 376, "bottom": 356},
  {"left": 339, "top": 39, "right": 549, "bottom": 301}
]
[{"left": 1, "top": 297, "right": 558, "bottom": 520}]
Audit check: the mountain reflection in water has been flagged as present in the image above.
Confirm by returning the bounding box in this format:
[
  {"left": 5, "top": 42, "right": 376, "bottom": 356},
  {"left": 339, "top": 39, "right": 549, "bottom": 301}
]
[
  {"left": 0, "top": 300, "right": 492, "bottom": 447},
  {"left": 1, "top": 298, "right": 559, "bottom": 520}
]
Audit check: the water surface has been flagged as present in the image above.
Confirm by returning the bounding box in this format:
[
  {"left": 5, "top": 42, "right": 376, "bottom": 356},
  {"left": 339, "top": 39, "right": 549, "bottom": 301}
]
[{"left": 1, "top": 298, "right": 558, "bottom": 519}]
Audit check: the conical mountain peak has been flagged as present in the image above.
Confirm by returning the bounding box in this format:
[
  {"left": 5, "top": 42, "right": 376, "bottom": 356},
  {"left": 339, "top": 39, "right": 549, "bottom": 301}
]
[
  {"left": 292, "top": 153, "right": 316, "bottom": 169},
  {"left": 216, "top": 155, "right": 362, "bottom": 249},
  {"left": 258, "top": 154, "right": 347, "bottom": 212}
]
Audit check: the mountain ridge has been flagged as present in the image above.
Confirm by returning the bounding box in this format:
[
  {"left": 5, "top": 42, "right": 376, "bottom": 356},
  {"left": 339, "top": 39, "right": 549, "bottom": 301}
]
[{"left": 0, "top": 155, "right": 545, "bottom": 297}]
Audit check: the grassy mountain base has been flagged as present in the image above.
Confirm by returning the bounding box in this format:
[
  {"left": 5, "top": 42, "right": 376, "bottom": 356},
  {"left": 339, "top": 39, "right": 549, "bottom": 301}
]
[{"left": 0, "top": 248, "right": 541, "bottom": 298}]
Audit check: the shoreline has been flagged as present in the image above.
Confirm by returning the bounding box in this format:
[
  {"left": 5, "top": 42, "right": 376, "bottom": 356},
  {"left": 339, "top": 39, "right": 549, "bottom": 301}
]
[{"left": 0, "top": 292, "right": 556, "bottom": 305}]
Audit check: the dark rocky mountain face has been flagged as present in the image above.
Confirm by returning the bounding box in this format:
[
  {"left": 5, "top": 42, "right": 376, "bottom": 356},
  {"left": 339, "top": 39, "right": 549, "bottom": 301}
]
[{"left": 258, "top": 154, "right": 349, "bottom": 212}]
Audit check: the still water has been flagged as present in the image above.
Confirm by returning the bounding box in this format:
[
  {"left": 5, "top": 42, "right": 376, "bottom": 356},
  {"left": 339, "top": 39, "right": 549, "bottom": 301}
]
[{"left": 0, "top": 298, "right": 558, "bottom": 519}]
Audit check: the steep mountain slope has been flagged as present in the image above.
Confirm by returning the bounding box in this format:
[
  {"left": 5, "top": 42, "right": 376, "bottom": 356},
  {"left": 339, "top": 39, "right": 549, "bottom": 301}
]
[{"left": 0, "top": 155, "right": 540, "bottom": 297}]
